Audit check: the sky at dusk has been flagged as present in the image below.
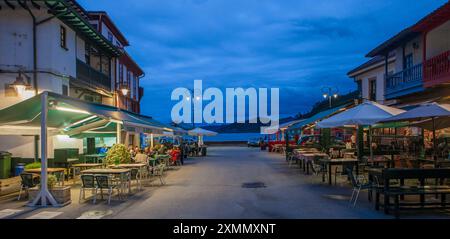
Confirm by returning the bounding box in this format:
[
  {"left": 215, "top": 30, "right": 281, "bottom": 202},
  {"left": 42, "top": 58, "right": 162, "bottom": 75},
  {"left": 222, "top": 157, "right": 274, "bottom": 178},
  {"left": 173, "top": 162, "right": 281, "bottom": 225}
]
[{"left": 80, "top": 0, "right": 447, "bottom": 123}]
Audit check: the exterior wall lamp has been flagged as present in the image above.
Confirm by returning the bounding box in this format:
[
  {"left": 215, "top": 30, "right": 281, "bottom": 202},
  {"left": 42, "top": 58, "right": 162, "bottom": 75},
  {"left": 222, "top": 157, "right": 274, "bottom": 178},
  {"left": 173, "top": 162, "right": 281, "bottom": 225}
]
[
  {"left": 119, "top": 84, "right": 129, "bottom": 96},
  {"left": 10, "top": 72, "right": 32, "bottom": 95}
]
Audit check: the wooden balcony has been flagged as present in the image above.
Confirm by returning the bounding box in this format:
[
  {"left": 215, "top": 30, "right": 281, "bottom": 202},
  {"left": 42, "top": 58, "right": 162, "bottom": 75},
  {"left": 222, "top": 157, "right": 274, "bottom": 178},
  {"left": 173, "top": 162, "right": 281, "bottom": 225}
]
[
  {"left": 75, "top": 59, "right": 111, "bottom": 91},
  {"left": 424, "top": 50, "right": 450, "bottom": 88},
  {"left": 385, "top": 63, "right": 424, "bottom": 100}
]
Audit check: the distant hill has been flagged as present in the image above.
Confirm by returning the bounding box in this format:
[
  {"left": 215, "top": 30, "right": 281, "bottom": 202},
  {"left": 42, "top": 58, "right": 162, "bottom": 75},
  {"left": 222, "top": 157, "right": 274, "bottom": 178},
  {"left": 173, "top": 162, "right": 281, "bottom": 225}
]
[{"left": 174, "top": 117, "right": 295, "bottom": 133}]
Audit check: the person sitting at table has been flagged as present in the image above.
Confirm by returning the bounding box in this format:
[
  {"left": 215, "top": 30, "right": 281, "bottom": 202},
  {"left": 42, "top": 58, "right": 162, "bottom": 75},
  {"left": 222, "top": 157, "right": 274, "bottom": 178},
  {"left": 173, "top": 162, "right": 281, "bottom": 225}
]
[
  {"left": 134, "top": 145, "right": 141, "bottom": 154},
  {"left": 99, "top": 144, "right": 108, "bottom": 154}
]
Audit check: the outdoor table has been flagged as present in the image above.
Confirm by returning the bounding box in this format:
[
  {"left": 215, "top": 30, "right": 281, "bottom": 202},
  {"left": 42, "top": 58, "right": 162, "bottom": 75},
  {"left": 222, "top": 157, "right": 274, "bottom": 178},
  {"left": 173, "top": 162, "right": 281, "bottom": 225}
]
[
  {"left": 368, "top": 157, "right": 392, "bottom": 167},
  {"left": 84, "top": 154, "right": 106, "bottom": 163},
  {"left": 318, "top": 158, "right": 359, "bottom": 185},
  {"left": 71, "top": 163, "right": 103, "bottom": 180},
  {"left": 367, "top": 168, "right": 450, "bottom": 214},
  {"left": 299, "top": 153, "right": 329, "bottom": 175},
  {"left": 24, "top": 168, "right": 66, "bottom": 186},
  {"left": 81, "top": 168, "right": 132, "bottom": 194},
  {"left": 110, "top": 163, "right": 148, "bottom": 185}
]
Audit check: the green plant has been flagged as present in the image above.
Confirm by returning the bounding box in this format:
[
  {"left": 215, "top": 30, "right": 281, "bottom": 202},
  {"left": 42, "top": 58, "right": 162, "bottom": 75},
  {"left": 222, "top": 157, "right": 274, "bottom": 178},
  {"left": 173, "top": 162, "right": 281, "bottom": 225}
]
[
  {"left": 104, "top": 144, "right": 131, "bottom": 165},
  {"left": 47, "top": 175, "right": 58, "bottom": 189},
  {"left": 25, "top": 162, "right": 41, "bottom": 170}
]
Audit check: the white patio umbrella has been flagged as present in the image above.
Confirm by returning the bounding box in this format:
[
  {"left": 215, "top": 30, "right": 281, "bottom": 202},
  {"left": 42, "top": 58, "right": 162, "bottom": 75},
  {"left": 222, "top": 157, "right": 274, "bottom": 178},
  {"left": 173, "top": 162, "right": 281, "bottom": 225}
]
[
  {"left": 317, "top": 101, "right": 405, "bottom": 128},
  {"left": 381, "top": 103, "right": 450, "bottom": 158},
  {"left": 188, "top": 127, "right": 218, "bottom": 145},
  {"left": 317, "top": 101, "right": 405, "bottom": 161}
]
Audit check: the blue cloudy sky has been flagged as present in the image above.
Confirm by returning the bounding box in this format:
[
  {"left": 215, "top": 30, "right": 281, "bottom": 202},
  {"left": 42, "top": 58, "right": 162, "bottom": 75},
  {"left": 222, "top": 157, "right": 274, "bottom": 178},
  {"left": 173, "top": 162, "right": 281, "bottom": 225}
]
[{"left": 80, "top": 0, "right": 446, "bottom": 122}]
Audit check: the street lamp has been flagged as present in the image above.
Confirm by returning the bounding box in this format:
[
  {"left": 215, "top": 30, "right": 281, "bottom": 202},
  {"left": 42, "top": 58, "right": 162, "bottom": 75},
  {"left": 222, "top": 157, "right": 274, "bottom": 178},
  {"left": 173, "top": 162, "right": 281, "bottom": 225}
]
[
  {"left": 186, "top": 88, "right": 201, "bottom": 129},
  {"left": 321, "top": 86, "right": 339, "bottom": 108}
]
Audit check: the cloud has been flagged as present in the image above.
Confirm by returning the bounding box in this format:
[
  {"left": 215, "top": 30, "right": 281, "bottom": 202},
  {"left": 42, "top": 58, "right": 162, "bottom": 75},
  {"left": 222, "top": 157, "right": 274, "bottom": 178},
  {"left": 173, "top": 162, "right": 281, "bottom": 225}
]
[{"left": 78, "top": 0, "right": 448, "bottom": 122}]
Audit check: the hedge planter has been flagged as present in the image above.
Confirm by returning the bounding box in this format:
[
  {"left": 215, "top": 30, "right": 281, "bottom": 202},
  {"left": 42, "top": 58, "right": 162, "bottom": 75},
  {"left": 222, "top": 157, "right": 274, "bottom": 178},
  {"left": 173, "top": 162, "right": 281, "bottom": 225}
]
[{"left": 28, "top": 186, "right": 72, "bottom": 206}]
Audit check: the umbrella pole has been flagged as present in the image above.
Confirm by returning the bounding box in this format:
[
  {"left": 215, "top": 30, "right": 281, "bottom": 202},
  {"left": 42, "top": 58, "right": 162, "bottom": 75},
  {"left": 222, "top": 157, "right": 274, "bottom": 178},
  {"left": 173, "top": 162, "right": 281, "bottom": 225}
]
[
  {"left": 30, "top": 92, "right": 58, "bottom": 207},
  {"left": 432, "top": 117, "right": 437, "bottom": 162},
  {"left": 369, "top": 126, "right": 374, "bottom": 163}
]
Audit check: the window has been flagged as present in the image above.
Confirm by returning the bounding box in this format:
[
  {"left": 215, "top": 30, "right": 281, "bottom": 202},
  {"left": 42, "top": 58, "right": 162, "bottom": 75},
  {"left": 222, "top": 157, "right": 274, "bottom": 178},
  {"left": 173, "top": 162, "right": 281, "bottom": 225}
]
[
  {"left": 107, "top": 31, "right": 113, "bottom": 42},
  {"left": 369, "top": 78, "right": 377, "bottom": 101},
  {"left": 404, "top": 54, "right": 413, "bottom": 69},
  {"left": 356, "top": 81, "right": 362, "bottom": 98},
  {"left": 85, "top": 44, "right": 91, "bottom": 65},
  {"left": 60, "top": 26, "right": 67, "bottom": 50},
  {"left": 119, "top": 64, "right": 124, "bottom": 83},
  {"left": 62, "top": 85, "right": 68, "bottom": 96},
  {"left": 126, "top": 71, "right": 131, "bottom": 86}
]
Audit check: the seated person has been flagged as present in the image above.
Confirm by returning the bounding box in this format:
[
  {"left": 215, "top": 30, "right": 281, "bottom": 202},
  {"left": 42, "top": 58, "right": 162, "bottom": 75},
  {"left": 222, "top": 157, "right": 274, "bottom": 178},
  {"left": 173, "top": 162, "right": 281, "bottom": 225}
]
[{"left": 99, "top": 144, "right": 108, "bottom": 154}]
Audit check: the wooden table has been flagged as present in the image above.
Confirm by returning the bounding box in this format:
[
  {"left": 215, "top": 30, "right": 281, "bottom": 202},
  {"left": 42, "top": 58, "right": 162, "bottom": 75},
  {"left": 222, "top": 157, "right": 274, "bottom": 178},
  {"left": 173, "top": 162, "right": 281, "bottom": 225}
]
[
  {"left": 25, "top": 168, "right": 66, "bottom": 186},
  {"left": 71, "top": 163, "right": 103, "bottom": 179},
  {"left": 110, "top": 163, "right": 147, "bottom": 188},
  {"left": 367, "top": 168, "right": 450, "bottom": 214},
  {"left": 298, "top": 153, "right": 329, "bottom": 175},
  {"left": 80, "top": 168, "right": 132, "bottom": 194},
  {"left": 318, "top": 158, "right": 359, "bottom": 185}
]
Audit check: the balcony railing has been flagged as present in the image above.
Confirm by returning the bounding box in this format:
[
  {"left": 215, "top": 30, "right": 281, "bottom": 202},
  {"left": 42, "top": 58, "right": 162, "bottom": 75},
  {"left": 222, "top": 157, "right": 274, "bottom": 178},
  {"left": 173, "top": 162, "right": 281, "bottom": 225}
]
[
  {"left": 424, "top": 50, "right": 450, "bottom": 88},
  {"left": 385, "top": 63, "right": 424, "bottom": 100},
  {"left": 76, "top": 59, "right": 111, "bottom": 91}
]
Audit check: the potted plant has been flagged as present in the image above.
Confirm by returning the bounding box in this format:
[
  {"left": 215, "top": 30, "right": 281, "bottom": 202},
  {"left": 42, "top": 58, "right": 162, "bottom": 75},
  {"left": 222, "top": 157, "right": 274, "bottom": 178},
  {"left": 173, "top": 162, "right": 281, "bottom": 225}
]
[
  {"left": 28, "top": 174, "right": 72, "bottom": 206},
  {"left": 104, "top": 144, "right": 131, "bottom": 165}
]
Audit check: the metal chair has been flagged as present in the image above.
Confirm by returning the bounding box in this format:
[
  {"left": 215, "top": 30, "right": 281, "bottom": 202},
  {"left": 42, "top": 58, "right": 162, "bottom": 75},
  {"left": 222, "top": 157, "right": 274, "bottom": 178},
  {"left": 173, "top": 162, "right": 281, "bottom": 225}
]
[
  {"left": 18, "top": 173, "right": 39, "bottom": 200},
  {"left": 95, "top": 175, "right": 121, "bottom": 205},
  {"left": 334, "top": 163, "right": 354, "bottom": 185},
  {"left": 79, "top": 174, "right": 96, "bottom": 203},
  {"left": 152, "top": 163, "right": 166, "bottom": 185},
  {"left": 130, "top": 168, "right": 142, "bottom": 191},
  {"left": 348, "top": 168, "right": 372, "bottom": 207}
]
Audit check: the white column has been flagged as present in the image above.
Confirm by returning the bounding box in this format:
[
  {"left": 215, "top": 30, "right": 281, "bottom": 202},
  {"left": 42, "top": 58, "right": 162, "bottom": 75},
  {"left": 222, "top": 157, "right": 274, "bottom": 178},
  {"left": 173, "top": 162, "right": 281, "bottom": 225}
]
[
  {"left": 30, "top": 92, "right": 58, "bottom": 207},
  {"left": 116, "top": 123, "right": 121, "bottom": 144},
  {"left": 150, "top": 133, "right": 154, "bottom": 148}
]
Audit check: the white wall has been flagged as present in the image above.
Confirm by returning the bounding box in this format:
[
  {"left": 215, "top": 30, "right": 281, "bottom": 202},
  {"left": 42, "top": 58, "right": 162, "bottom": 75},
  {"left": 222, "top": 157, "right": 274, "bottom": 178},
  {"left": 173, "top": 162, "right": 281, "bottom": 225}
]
[
  {"left": 427, "top": 20, "right": 450, "bottom": 59},
  {"left": 355, "top": 61, "right": 395, "bottom": 104},
  {"left": 0, "top": 8, "right": 81, "bottom": 159}
]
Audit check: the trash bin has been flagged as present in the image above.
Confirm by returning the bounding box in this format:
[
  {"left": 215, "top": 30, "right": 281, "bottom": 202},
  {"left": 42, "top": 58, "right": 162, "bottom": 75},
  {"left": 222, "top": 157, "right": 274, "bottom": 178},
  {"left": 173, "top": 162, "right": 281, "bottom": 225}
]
[
  {"left": 15, "top": 163, "right": 25, "bottom": 176},
  {"left": 0, "top": 151, "right": 12, "bottom": 179}
]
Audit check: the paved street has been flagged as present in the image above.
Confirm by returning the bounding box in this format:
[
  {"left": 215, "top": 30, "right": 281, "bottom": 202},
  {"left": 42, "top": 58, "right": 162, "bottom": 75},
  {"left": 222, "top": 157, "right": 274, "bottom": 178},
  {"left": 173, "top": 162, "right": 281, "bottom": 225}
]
[{"left": 3, "top": 146, "right": 450, "bottom": 219}]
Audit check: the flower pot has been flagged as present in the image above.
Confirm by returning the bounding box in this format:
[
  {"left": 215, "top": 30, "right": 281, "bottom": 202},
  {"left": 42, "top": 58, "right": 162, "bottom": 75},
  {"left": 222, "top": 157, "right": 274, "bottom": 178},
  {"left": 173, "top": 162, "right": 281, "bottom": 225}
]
[{"left": 28, "top": 186, "right": 72, "bottom": 206}]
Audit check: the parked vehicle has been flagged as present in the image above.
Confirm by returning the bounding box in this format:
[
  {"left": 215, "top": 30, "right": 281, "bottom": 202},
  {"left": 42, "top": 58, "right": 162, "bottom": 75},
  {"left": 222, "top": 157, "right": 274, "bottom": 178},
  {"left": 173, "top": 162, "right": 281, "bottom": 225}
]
[{"left": 247, "top": 138, "right": 260, "bottom": 147}]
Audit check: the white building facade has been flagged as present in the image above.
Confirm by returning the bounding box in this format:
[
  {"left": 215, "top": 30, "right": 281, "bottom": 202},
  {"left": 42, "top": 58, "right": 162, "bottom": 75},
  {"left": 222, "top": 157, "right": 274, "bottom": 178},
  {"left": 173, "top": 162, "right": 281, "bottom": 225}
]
[{"left": 0, "top": 0, "right": 144, "bottom": 159}]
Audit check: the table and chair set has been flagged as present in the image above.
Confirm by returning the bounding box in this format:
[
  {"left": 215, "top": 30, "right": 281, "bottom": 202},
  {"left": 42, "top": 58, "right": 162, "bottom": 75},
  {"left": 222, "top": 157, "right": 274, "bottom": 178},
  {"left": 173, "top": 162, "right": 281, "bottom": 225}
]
[
  {"left": 18, "top": 153, "right": 171, "bottom": 205},
  {"left": 288, "top": 147, "right": 360, "bottom": 186}
]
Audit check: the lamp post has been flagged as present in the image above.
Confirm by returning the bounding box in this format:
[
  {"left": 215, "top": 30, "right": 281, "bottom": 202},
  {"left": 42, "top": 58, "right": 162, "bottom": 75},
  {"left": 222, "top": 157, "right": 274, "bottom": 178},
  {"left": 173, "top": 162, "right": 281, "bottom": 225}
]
[
  {"left": 186, "top": 88, "right": 200, "bottom": 129},
  {"left": 321, "top": 86, "right": 339, "bottom": 108}
]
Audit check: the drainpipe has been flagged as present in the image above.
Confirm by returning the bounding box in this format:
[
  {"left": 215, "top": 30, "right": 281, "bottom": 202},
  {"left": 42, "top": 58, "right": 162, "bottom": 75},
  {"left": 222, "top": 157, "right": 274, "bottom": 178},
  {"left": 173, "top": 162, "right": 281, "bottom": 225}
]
[{"left": 24, "top": 5, "right": 38, "bottom": 95}]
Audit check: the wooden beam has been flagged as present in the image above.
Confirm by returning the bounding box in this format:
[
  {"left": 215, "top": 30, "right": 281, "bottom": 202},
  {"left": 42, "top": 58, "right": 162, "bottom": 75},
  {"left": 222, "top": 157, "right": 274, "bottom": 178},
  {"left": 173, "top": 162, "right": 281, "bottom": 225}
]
[
  {"left": 17, "top": 0, "right": 27, "bottom": 10},
  {"left": 31, "top": 1, "right": 41, "bottom": 9},
  {"left": 4, "top": 0, "right": 15, "bottom": 10}
]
